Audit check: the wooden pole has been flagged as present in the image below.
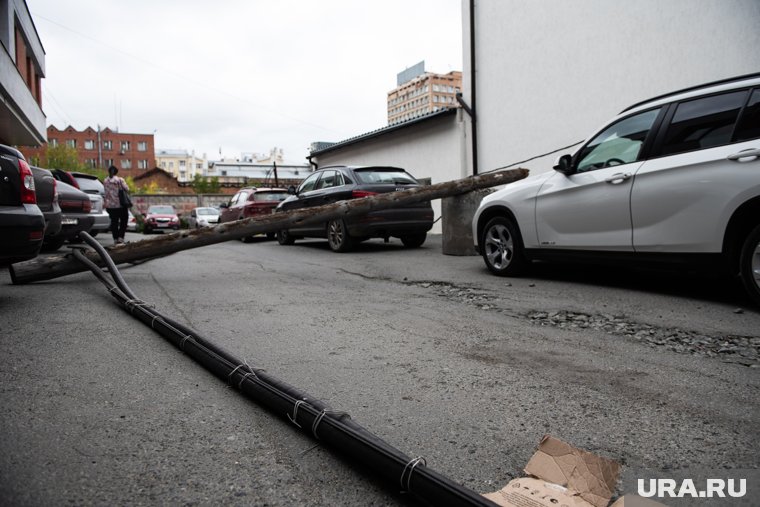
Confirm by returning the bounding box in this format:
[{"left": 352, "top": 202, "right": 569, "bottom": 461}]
[{"left": 9, "top": 169, "right": 528, "bottom": 284}]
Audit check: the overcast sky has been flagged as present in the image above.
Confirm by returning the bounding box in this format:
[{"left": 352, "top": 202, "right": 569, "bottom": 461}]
[{"left": 27, "top": 0, "right": 463, "bottom": 164}]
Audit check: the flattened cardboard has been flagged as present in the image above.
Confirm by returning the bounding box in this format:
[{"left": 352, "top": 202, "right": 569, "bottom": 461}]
[
  {"left": 524, "top": 436, "right": 621, "bottom": 507},
  {"left": 484, "top": 435, "right": 623, "bottom": 507}
]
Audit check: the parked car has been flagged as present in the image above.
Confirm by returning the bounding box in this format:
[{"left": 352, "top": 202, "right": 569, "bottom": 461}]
[
  {"left": 69, "top": 172, "right": 110, "bottom": 236},
  {"left": 42, "top": 180, "right": 94, "bottom": 251},
  {"left": 472, "top": 73, "right": 760, "bottom": 305},
  {"left": 30, "top": 166, "right": 62, "bottom": 243},
  {"left": 275, "top": 166, "right": 434, "bottom": 252},
  {"left": 143, "top": 205, "right": 180, "bottom": 233},
  {"left": 0, "top": 144, "right": 45, "bottom": 265},
  {"left": 188, "top": 206, "right": 220, "bottom": 229},
  {"left": 219, "top": 187, "right": 287, "bottom": 241},
  {"left": 126, "top": 210, "right": 138, "bottom": 232}
]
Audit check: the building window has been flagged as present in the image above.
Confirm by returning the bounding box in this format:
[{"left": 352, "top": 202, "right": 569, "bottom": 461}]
[
  {"left": 66, "top": 139, "right": 76, "bottom": 148},
  {"left": 121, "top": 141, "right": 130, "bottom": 152},
  {"left": 120, "top": 159, "right": 132, "bottom": 169},
  {"left": 138, "top": 160, "right": 148, "bottom": 169},
  {"left": 137, "top": 141, "right": 147, "bottom": 151},
  {"left": 86, "top": 159, "right": 97, "bottom": 168},
  {"left": 103, "top": 140, "right": 112, "bottom": 150},
  {"left": 160, "top": 162, "right": 166, "bottom": 168},
  {"left": 179, "top": 160, "right": 186, "bottom": 168},
  {"left": 84, "top": 139, "right": 95, "bottom": 150},
  {"left": 49, "top": 139, "right": 58, "bottom": 147},
  {"left": 104, "top": 158, "right": 114, "bottom": 167},
  {"left": 169, "top": 161, "right": 174, "bottom": 168},
  {"left": 196, "top": 163, "right": 202, "bottom": 169}
]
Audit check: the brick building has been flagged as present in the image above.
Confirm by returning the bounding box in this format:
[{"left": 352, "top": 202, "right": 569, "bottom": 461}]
[
  {"left": 387, "top": 62, "right": 461, "bottom": 125},
  {"left": 21, "top": 125, "right": 156, "bottom": 178}
]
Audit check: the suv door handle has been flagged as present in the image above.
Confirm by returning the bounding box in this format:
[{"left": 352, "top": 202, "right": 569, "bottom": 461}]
[
  {"left": 605, "top": 173, "right": 632, "bottom": 184},
  {"left": 727, "top": 148, "right": 760, "bottom": 162}
]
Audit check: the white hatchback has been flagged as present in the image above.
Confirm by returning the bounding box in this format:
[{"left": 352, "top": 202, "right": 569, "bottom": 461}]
[{"left": 473, "top": 73, "right": 760, "bottom": 305}]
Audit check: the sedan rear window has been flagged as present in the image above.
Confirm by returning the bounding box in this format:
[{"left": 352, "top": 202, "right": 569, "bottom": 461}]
[
  {"left": 149, "top": 206, "right": 175, "bottom": 214},
  {"left": 353, "top": 168, "right": 417, "bottom": 185},
  {"left": 252, "top": 192, "right": 287, "bottom": 202},
  {"left": 74, "top": 177, "right": 104, "bottom": 194}
]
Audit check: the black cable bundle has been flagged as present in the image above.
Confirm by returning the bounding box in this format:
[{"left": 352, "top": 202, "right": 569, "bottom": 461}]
[{"left": 74, "top": 233, "right": 498, "bottom": 507}]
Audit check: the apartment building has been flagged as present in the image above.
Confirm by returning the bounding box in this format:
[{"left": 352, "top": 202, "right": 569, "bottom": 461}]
[
  {"left": 22, "top": 125, "right": 155, "bottom": 177},
  {"left": 156, "top": 148, "right": 207, "bottom": 182},
  {"left": 387, "top": 61, "right": 461, "bottom": 125},
  {"left": 0, "top": 0, "right": 45, "bottom": 146}
]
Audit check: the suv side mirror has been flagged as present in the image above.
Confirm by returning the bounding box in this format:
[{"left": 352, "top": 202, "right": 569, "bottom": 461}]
[
  {"left": 219, "top": 202, "right": 228, "bottom": 209},
  {"left": 553, "top": 154, "right": 573, "bottom": 175},
  {"left": 287, "top": 185, "right": 297, "bottom": 195}
]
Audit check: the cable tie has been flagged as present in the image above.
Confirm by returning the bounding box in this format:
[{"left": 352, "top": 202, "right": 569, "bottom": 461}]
[
  {"left": 311, "top": 409, "right": 351, "bottom": 440},
  {"left": 287, "top": 399, "right": 308, "bottom": 428},
  {"left": 400, "top": 456, "right": 426, "bottom": 492},
  {"left": 179, "top": 334, "right": 193, "bottom": 351},
  {"left": 237, "top": 371, "right": 257, "bottom": 390},
  {"left": 227, "top": 364, "right": 247, "bottom": 386},
  {"left": 150, "top": 315, "right": 164, "bottom": 329}
]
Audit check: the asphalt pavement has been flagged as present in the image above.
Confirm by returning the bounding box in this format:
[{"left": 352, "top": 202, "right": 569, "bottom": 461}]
[{"left": 1, "top": 232, "right": 758, "bottom": 506}]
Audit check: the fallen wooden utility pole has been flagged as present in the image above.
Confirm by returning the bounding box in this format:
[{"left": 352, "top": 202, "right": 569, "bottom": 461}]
[{"left": 10, "top": 168, "right": 528, "bottom": 284}]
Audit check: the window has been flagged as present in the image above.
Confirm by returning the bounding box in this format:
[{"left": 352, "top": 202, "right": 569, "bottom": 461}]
[
  {"left": 137, "top": 141, "right": 147, "bottom": 151},
  {"left": 120, "top": 159, "right": 132, "bottom": 169},
  {"left": 66, "top": 139, "right": 76, "bottom": 148},
  {"left": 298, "top": 172, "right": 321, "bottom": 193},
  {"left": 179, "top": 160, "right": 186, "bottom": 168},
  {"left": 315, "top": 170, "right": 338, "bottom": 189},
  {"left": 576, "top": 108, "right": 661, "bottom": 172},
  {"left": 138, "top": 160, "right": 148, "bottom": 169},
  {"left": 49, "top": 138, "right": 58, "bottom": 147},
  {"left": 103, "top": 140, "right": 112, "bottom": 150},
  {"left": 734, "top": 88, "right": 760, "bottom": 142},
  {"left": 84, "top": 140, "right": 95, "bottom": 150},
  {"left": 121, "top": 141, "right": 130, "bottom": 152},
  {"left": 104, "top": 158, "right": 114, "bottom": 167},
  {"left": 657, "top": 90, "right": 747, "bottom": 157}
]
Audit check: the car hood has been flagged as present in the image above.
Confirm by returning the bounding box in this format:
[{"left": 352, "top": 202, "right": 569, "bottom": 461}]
[{"left": 146, "top": 214, "right": 177, "bottom": 219}]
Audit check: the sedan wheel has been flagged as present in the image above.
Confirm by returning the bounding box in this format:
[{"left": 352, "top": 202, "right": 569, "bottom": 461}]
[
  {"left": 481, "top": 216, "right": 526, "bottom": 276},
  {"left": 327, "top": 219, "right": 354, "bottom": 252},
  {"left": 277, "top": 229, "right": 295, "bottom": 245},
  {"left": 739, "top": 224, "right": 760, "bottom": 307}
]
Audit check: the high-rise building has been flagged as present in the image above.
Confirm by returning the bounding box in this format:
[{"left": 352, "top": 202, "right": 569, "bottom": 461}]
[{"left": 387, "top": 62, "right": 461, "bottom": 125}]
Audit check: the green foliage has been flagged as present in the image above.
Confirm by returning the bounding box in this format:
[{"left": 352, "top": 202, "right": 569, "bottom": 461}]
[
  {"left": 190, "top": 174, "right": 221, "bottom": 194},
  {"left": 41, "top": 144, "right": 86, "bottom": 172}
]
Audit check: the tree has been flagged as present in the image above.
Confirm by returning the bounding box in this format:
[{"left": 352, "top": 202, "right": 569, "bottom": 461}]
[
  {"left": 39, "top": 144, "right": 87, "bottom": 172},
  {"left": 190, "top": 174, "right": 221, "bottom": 194}
]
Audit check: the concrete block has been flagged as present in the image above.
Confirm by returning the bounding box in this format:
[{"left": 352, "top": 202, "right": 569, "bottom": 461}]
[{"left": 441, "top": 188, "right": 493, "bottom": 256}]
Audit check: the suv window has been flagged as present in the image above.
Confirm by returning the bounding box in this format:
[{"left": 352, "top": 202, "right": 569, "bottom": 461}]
[
  {"left": 315, "top": 170, "right": 339, "bottom": 189},
  {"left": 298, "top": 172, "right": 320, "bottom": 193},
  {"left": 734, "top": 88, "right": 760, "bottom": 142},
  {"left": 656, "top": 90, "right": 748, "bottom": 156},
  {"left": 576, "top": 108, "right": 661, "bottom": 172}
]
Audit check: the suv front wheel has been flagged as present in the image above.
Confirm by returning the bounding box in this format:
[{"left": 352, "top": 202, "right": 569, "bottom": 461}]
[
  {"left": 481, "top": 216, "right": 527, "bottom": 276},
  {"left": 739, "top": 224, "right": 760, "bottom": 306}
]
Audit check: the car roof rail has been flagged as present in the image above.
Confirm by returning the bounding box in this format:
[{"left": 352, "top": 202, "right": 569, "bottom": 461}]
[{"left": 620, "top": 72, "right": 760, "bottom": 113}]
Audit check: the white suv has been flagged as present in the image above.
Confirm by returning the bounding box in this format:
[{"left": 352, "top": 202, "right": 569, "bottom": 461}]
[{"left": 472, "top": 73, "right": 760, "bottom": 305}]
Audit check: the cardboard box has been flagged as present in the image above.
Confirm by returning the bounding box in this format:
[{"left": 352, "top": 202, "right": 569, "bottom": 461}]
[{"left": 484, "top": 436, "right": 666, "bottom": 507}]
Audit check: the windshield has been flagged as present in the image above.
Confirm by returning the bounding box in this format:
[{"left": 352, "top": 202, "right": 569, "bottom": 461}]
[
  {"left": 353, "top": 168, "right": 417, "bottom": 185},
  {"left": 149, "top": 206, "right": 176, "bottom": 214},
  {"left": 197, "top": 208, "right": 219, "bottom": 215},
  {"left": 74, "top": 176, "right": 104, "bottom": 194}
]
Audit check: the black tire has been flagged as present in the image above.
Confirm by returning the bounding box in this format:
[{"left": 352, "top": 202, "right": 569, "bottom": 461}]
[
  {"left": 41, "top": 237, "right": 65, "bottom": 252},
  {"left": 480, "top": 216, "right": 527, "bottom": 276},
  {"left": 326, "top": 219, "right": 354, "bottom": 252},
  {"left": 400, "top": 232, "right": 427, "bottom": 248},
  {"left": 241, "top": 235, "right": 254, "bottom": 243},
  {"left": 277, "top": 229, "right": 295, "bottom": 245},
  {"left": 739, "top": 224, "right": 760, "bottom": 307}
]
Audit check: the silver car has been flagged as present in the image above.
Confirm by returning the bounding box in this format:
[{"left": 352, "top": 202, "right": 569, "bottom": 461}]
[{"left": 70, "top": 172, "right": 110, "bottom": 236}]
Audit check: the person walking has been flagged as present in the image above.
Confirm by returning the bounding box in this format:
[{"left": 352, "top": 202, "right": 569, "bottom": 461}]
[{"left": 103, "top": 165, "right": 130, "bottom": 244}]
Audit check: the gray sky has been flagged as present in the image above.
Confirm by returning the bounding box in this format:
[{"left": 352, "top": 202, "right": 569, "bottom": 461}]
[{"left": 27, "top": 0, "right": 463, "bottom": 164}]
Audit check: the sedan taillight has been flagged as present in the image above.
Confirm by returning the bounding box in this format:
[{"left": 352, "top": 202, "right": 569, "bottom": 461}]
[
  {"left": 352, "top": 190, "right": 378, "bottom": 198},
  {"left": 18, "top": 159, "right": 36, "bottom": 204}
]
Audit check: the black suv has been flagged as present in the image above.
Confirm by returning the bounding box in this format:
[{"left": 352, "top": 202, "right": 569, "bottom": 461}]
[{"left": 0, "top": 144, "right": 45, "bottom": 265}]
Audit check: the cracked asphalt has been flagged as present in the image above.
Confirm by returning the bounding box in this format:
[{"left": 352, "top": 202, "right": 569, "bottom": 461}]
[{"left": 1, "top": 232, "right": 758, "bottom": 506}]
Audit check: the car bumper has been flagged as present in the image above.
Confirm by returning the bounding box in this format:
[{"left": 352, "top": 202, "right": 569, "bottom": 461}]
[
  {"left": 0, "top": 204, "right": 45, "bottom": 265},
  {"left": 90, "top": 211, "right": 111, "bottom": 232},
  {"left": 52, "top": 214, "right": 95, "bottom": 241},
  {"left": 346, "top": 208, "right": 434, "bottom": 238}
]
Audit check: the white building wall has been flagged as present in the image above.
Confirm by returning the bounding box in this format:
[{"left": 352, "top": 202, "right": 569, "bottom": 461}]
[
  {"left": 313, "top": 110, "right": 466, "bottom": 233},
  {"left": 464, "top": 0, "right": 760, "bottom": 175}
]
